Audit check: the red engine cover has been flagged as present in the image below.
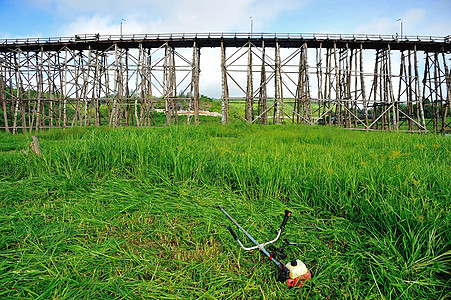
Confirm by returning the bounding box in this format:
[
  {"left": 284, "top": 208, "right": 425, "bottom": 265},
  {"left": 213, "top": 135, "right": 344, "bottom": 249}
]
[{"left": 286, "top": 270, "right": 312, "bottom": 287}]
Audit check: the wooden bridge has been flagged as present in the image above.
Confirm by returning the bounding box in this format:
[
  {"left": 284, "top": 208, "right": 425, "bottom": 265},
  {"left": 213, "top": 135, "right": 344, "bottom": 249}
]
[{"left": 1, "top": 33, "right": 450, "bottom": 133}]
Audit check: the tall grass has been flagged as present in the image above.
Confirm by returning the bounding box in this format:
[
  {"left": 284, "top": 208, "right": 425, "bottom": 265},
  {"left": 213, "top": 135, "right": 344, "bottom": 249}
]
[{"left": 0, "top": 124, "right": 450, "bottom": 299}]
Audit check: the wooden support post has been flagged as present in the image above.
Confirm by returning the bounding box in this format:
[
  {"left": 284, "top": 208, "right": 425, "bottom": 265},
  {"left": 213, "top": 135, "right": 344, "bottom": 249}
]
[
  {"left": 35, "top": 49, "right": 44, "bottom": 132},
  {"left": 387, "top": 45, "right": 397, "bottom": 130},
  {"left": 192, "top": 41, "right": 200, "bottom": 125},
  {"left": 442, "top": 52, "right": 450, "bottom": 131},
  {"left": 47, "top": 52, "right": 54, "bottom": 129},
  {"left": 62, "top": 49, "right": 68, "bottom": 128},
  {"left": 274, "top": 40, "right": 282, "bottom": 124},
  {"left": 147, "top": 49, "right": 155, "bottom": 126},
  {"left": 359, "top": 45, "right": 368, "bottom": 128},
  {"left": 0, "top": 53, "right": 9, "bottom": 132},
  {"left": 433, "top": 53, "right": 439, "bottom": 132},
  {"left": 333, "top": 43, "right": 340, "bottom": 126},
  {"left": 19, "top": 50, "right": 27, "bottom": 133},
  {"left": 164, "top": 45, "right": 170, "bottom": 126},
  {"left": 72, "top": 51, "right": 80, "bottom": 127},
  {"left": 407, "top": 50, "right": 414, "bottom": 131},
  {"left": 415, "top": 46, "right": 426, "bottom": 130},
  {"left": 245, "top": 41, "right": 253, "bottom": 122},
  {"left": 136, "top": 43, "right": 143, "bottom": 127},
  {"left": 111, "top": 44, "right": 119, "bottom": 127},
  {"left": 83, "top": 46, "right": 92, "bottom": 126},
  {"left": 21, "top": 51, "right": 28, "bottom": 133},
  {"left": 372, "top": 50, "right": 380, "bottom": 129},
  {"left": 295, "top": 43, "right": 310, "bottom": 124},
  {"left": 12, "top": 51, "right": 21, "bottom": 134},
  {"left": 422, "top": 53, "right": 430, "bottom": 130},
  {"left": 164, "top": 45, "right": 177, "bottom": 126},
  {"left": 103, "top": 53, "right": 110, "bottom": 126},
  {"left": 56, "top": 51, "right": 63, "bottom": 128},
  {"left": 325, "top": 48, "right": 332, "bottom": 125},
  {"left": 117, "top": 47, "right": 125, "bottom": 126},
  {"left": 221, "top": 41, "right": 229, "bottom": 124},
  {"left": 125, "top": 49, "right": 130, "bottom": 126},
  {"left": 93, "top": 49, "right": 100, "bottom": 127},
  {"left": 316, "top": 45, "right": 323, "bottom": 122},
  {"left": 353, "top": 47, "right": 358, "bottom": 128},
  {"left": 345, "top": 45, "right": 352, "bottom": 128},
  {"left": 258, "top": 40, "right": 267, "bottom": 124}
]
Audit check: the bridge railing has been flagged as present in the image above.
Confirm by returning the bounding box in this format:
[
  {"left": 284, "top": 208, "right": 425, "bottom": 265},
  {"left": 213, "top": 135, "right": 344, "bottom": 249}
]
[{"left": 1, "top": 32, "right": 449, "bottom": 46}]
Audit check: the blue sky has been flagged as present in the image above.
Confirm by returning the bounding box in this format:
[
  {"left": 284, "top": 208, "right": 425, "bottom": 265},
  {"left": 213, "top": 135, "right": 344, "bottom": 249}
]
[{"left": 1, "top": 0, "right": 450, "bottom": 38}]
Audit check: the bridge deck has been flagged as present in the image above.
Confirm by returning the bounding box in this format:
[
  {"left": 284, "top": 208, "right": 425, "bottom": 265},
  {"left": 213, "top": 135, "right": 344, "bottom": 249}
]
[{"left": 1, "top": 33, "right": 450, "bottom": 52}]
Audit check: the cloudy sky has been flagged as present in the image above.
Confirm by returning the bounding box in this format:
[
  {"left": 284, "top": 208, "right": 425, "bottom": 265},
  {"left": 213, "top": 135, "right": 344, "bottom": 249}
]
[
  {"left": 1, "top": 0, "right": 450, "bottom": 38},
  {"left": 1, "top": 0, "right": 450, "bottom": 96}
]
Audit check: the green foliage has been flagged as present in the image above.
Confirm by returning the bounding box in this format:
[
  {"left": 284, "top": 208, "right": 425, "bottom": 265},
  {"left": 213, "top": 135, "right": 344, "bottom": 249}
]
[{"left": 0, "top": 125, "right": 450, "bottom": 299}]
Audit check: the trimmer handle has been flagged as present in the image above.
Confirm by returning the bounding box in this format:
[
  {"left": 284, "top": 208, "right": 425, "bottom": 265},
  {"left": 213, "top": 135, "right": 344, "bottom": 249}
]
[
  {"left": 227, "top": 226, "right": 238, "bottom": 240},
  {"left": 280, "top": 210, "right": 292, "bottom": 231}
]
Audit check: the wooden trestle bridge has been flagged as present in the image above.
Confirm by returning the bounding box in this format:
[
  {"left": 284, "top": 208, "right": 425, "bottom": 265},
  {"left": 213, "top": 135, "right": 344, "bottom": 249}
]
[{"left": 0, "top": 32, "right": 450, "bottom": 133}]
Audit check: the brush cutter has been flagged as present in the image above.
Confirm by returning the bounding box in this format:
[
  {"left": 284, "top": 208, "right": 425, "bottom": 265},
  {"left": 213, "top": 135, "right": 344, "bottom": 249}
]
[{"left": 218, "top": 205, "right": 311, "bottom": 288}]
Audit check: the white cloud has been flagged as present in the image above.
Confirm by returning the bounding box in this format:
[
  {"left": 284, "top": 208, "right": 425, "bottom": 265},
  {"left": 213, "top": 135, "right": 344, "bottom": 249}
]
[{"left": 26, "top": 0, "right": 301, "bottom": 35}]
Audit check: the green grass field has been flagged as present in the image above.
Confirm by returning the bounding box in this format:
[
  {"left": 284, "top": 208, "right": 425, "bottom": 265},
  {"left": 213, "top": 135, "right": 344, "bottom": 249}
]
[{"left": 0, "top": 124, "right": 450, "bottom": 299}]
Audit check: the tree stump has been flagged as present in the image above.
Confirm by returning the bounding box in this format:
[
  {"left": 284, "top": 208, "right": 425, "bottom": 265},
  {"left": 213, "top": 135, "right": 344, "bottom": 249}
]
[{"left": 30, "top": 136, "right": 42, "bottom": 156}]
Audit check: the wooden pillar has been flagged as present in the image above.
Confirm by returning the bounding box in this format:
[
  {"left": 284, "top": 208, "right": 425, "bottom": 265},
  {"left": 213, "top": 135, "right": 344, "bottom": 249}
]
[
  {"left": 387, "top": 44, "right": 397, "bottom": 130},
  {"left": 47, "top": 52, "right": 54, "bottom": 129},
  {"left": 221, "top": 40, "right": 229, "bottom": 124},
  {"left": 353, "top": 47, "right": 358, "bottom": 128},
  {"left": 35, "top": 48, "right": 43, "bottom": 132},
  {"left": 148, "top": 49, "right": 155, "bottom": 126},
  {"left": 245, "top": 41, "right": 253, "bottom": 122},
  {"left": 296, "top": 43, "right": 310, "bottom": 124},
  {"left": 333, "top": 43, "right": 340, "bottom": 126},
  {"left": 442, "top": 52, "right": 450, "bottom": 131},
  {"left": 372, "top": 50, "right": 380, "bottom": 129},
  {"left": 345, "top": 46, "right": 352, "bottom": 128},
  {"left": 422, "top": 53, "right": 430, "bottom": 130},
  {"left": 433, "top": 53, "right": 439, "bottom": 132},
  {"left": 295, "top": 45, "right": 302, "bottom": 123},
  {"left": 117, "top": 47, "right": 125, "bottom": 126},
  {"left": 274, "top": 40, "right": 282, "bottom": 124},
  {"left": 359, "top": 45, "right": 368, "bottom": 128},
  {"left": 415, "top": 46, "right": 426, "bottom": 130},
  {"left": 164, "top": 45, "right": 170, "bottom": 126},
  {"left": 91, "top": 49, "right": 100, "bottom": 127},
  {"left": 62, "top": 49, "right": 68, "bottom": 128},
  {"left": 258, "top": 40, "right": 267, "bottom": 124},
  {"left": 0, "top": 53, "right": 9, "bottom": 132},
  {"left": 407, "top": 50, "right": 414, "bottom": 131},
  {"left": 325, "top": 48, "right": 333, "bottom": 125},
  {"left": 103, "top": 53, "right": 110, "bottom": 126},
  {"left": 110, "top": 44, "right": 119, "bottom": 127},
  {"left": 170, "top": 48, "right": 177, "bottom": 125},
  {"left": 71, "top": 51, "right": 81, "bottom": 127},
  {"left": 135, "top": 43, "right": 143, "bottom": 127},
  {"left": 164, "top": 45, "right": 177, "bottom": 126},
  {"left": 82, "top": 46, "right": 92, "bottom": 126},
  {"left": 19, "top": 50, "right": 28, "bottom": 133},
  {"left": 21, "top": 51, "right": 28, "bottom": 133},
  {"left": 193, "top": 41, "right": 200, "bottom": 125},
  {"left": 316, "top": 45, "right": 323, "bottom": 122},
  {"left": 12, "top": 51, "right": 21, "bottom": 134},
  {"left": 125, "top": 49, "right": 130, "bottom": 126}
]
